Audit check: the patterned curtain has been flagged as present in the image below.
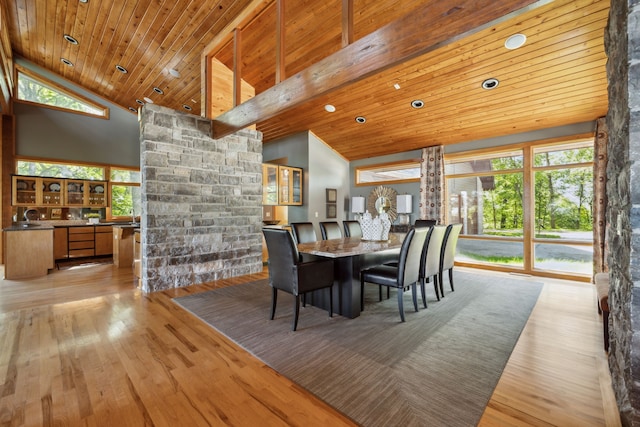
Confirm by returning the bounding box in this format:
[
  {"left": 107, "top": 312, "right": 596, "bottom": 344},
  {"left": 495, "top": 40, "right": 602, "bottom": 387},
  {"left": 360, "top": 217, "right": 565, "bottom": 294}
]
[
  {"left": 593, "top": 117, "right": 608, "bottom": 276},
  {"left": 419, "top": 145, "right": 445, "bottom": 224}
]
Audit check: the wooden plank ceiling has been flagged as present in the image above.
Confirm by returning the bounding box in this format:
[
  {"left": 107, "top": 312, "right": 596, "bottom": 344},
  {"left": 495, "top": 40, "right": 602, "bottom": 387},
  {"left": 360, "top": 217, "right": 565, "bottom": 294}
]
[{"left": 3, "top": 0, "right": 609, "bottom": 161}]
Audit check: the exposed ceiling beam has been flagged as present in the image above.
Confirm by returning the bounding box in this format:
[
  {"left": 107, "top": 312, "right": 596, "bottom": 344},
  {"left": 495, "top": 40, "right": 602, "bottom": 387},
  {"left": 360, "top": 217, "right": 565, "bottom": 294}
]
[{"left": 211, "top": 0, "right": 551, "bottom": 139}]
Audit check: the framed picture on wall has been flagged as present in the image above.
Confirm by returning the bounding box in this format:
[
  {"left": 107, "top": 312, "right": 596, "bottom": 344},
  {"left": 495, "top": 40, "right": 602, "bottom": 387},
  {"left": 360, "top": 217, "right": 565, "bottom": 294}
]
[
  {"left": 326, "top": 188, "right": 337, "bottom": 203},
  {"left": 326, "top": 203, "right": 337, "bottom": 218}
]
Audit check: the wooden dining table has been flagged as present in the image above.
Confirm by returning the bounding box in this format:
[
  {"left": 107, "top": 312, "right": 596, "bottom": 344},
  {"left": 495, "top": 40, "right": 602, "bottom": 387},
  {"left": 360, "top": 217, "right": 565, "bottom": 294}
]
[{"left": 297, "top": 234, "right": 404, "bottom": 318}]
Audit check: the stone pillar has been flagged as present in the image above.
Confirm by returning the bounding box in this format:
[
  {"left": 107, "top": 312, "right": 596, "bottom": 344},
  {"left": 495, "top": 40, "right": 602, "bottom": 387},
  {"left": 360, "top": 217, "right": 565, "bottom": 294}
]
[
  {"left": 139, "top": 104, "right": 263, "bottom": 292},
  {"left": 605, "top": 0, "right": 640, "bottom": 424}
]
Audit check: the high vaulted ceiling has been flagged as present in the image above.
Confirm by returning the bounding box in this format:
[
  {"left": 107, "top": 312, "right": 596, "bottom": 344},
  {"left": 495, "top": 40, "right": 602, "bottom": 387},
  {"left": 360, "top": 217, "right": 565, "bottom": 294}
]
[{"left": 4, "top": 0, "right": 609, "bottom": 161}]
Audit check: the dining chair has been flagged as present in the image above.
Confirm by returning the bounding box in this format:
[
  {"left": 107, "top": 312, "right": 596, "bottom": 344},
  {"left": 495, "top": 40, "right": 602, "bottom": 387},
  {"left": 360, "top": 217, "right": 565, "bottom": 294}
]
[
  {"left": 290, "top": 222, "right": 317, "bottom": 244},
  {"left": 320, "top": 221, "right": 343, "bottom": 240},
  {"left": 262, "top": 228, "right": 334, "bottom": 331},
  {"left": 343, "top": 220, "right": 362, "bottom": 238},
  {"left": 439, "top": 223, "right": 463, "bottom": 298},
  {"left": 414, "top": 219, "right": 437, "bottom": 228},
  {"left": 418, "top": 225, "right": 447, "bottom": 307},
  {"left": 360, "top": 227, "right": 428, "bottom": 322}
]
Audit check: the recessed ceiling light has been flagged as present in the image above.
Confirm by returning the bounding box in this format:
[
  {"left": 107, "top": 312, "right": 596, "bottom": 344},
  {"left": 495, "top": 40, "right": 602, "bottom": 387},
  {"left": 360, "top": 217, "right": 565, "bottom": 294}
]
[
  {"left": 169, "top": 68, "right": 181, "bottom": 78},
  {"left": 128, "top": 107, "right": 138, "bottom": 113},
  {"left": 135, "top": 99, "right": 144, "bottom": 105},
  {"left": 505, "top": 33, "right": 527, "bottom": 50},
  {"left": 393, "top": 83, "right": 401, "bottom": 90},
  {"left": 482, "top": 78, "right": 500, "bottom": 90},
  {"left": 63, "top": 34, "right": 78, "bottom": 45},
  {"left": 411, "top": 100, "right": 424, "bottom": 109},
  {"left": 183, "top": 104, "right": 192, "bottom": 111},
  {"left": 143, "top": 97, "right": 153, "bottom": 104},
  {"left": 153, "top": 87, "right": 164, "bottom": 95},
  {"left": 355, "top": 116, "right": 366, "bottom": 123},
  {"left": 79, "top": 0, "right": 88, "bottom": 3},
  {"left": 61, "top": 58, "right": 74, "bottom": 66},
  {"left": 324, "top": 104, "right": 336, "bottom": 113},
  {"left": 115, "top": 64, "right": 128, "bottom": 74}
]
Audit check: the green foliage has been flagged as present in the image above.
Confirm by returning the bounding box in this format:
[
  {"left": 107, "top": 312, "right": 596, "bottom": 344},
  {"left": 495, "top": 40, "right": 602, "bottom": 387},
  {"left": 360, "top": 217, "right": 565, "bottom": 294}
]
[{"left": 17, "top": 72, "right": 103, "bottom": 115}]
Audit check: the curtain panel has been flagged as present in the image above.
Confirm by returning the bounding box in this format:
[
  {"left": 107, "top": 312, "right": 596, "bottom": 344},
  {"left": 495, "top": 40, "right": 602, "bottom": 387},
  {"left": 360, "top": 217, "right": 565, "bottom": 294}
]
[{"left": 419, "top": 146, "right": 445, "bottom": 224}]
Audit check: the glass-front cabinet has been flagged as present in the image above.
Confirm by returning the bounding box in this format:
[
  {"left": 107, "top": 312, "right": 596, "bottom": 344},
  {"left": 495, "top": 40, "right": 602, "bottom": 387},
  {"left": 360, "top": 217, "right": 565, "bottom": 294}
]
[
  {"left": 12, "top": 176, "right": 64, "bottom": 206},
  {"left": 278, "top": 166, "right": 303, "bottom": 205},
  {"left": 65, "top": 180, "right": 85, "bottom": 206},
  {"left": 88, "top": 182, "right": 107, "bottom": 207},
  {"left": 66, "top": 180, "right": 107, "bottom": 207},
  {"left": 262, "top": 164, "right": 279, "bottom": 205}
]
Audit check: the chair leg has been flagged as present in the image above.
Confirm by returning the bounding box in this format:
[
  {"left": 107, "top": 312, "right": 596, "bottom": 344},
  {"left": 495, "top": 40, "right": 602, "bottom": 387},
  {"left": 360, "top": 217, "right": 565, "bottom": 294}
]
[
  {"left": 292, "top": 295, "right": 301, "bottom": 331},
  {"left": 379, "top": 285, "right": 383, "bottom": 302},
  {"left": 439, "top": 271, "right": 445, "bottom": 298},
  {"left": 433, "top": 275, "right": 440, "bottom": 301},
  {"left": 270, "top": 288, "right": 278, "bottom": 320},
  {"left": 328, "top": 286, "right": 333, "bottom": 318},
  {"left": 302, "top": 293, "right": 306, "bottom": 307},
  {"left": 397, "top": 287, "right": 406, "bottom": 322},
  {"left": 361, "top": 277, "right": 365, "bottom": 311},
  {"left": 449, "top": 268, "right": 455, "bottom": 292},
  {"left": 411, "top": 283, "right": 419, "bottom": 312},
  {"left": 420, "top": 279, "right": 427, "bottom": 308}
]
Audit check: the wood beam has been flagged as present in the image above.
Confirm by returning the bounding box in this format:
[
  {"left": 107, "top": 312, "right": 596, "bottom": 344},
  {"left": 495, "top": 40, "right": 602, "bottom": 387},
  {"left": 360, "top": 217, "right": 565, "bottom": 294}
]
[
  {"left": 233, "top": 28, "right": 242, "bottom": 107},
  {"left": 211, "top": 0, "right": 549, "bottom": 139},
  {"left": 342, "top": 0, "right": 353, "bottom": 48},
  {"left": 275, "top": 0, "right": 285, "bottom": 83}
]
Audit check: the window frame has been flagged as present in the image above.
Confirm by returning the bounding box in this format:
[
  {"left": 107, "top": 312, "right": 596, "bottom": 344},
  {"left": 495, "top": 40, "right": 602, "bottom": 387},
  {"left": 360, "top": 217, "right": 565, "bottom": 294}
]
[{"left": 355, "top": 159, "right": 421, "bottom": 186}]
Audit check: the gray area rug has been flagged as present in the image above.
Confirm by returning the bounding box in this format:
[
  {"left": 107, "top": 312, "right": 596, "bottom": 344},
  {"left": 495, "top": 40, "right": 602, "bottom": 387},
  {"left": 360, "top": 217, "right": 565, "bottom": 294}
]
[{"left": 173, "top": 271, "right": 542, "bottom": 427}]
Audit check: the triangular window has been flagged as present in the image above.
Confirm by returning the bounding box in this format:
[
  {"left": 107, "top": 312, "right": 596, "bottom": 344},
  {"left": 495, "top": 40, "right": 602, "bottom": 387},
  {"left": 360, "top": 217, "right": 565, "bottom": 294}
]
[{"left": 15, "top": 66, "right": 109, "bottom": 119}]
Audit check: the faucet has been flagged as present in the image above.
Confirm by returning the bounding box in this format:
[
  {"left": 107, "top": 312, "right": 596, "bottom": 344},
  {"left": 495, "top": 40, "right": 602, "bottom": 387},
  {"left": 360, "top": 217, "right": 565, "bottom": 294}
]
[{"left": 131, "top": 209, "right": 136, "bottom": 224}]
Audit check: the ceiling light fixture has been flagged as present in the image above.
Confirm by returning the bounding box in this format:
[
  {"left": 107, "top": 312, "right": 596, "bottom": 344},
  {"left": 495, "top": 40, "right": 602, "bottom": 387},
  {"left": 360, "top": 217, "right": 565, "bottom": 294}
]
[
  {"left": 183, "top": 105, "right": 192, "bottom": 111},
  {"left": 169, "top": 68, "right": 181, "bottom": 78},
  {"left": 324, "top": 104, "right": 336, "bottom": 113},
  {"left": 115, "top": 64, "right": 128, "bottom": 74},
  {"left": 63, "top": 34, "right": 78, "bottom": 45},
  {"left": 393, "top": 83, "right": 401, "bottom": 90},
  {"left": 143, "top": 97, "right": 153, "bottom": 104},
  {"left": 482, "top": 78, "right": 500, "bottom": 90},
  {"left": 128, "top": 107, "right": 138, "bottom": 113},
  {"left": 153, "top": 87, "right": 164, "bottom": 95},
  {"left": 135, "top": 99, "right": 144, "bottom": 105},
  {"left": 411, "top": 100, "right": 424, "bottom": 109},
  {"left": 355, "top": 116, "right": 366, "bottom": 123},
  {"left": 79, "top": 0, "right": 88, "bottom": 3},
  {"left": 61, "top": 58, "right": 74, "bottom": 66},
  {"left": 505, "top": 33, "right": 527, "bottom": 50}
]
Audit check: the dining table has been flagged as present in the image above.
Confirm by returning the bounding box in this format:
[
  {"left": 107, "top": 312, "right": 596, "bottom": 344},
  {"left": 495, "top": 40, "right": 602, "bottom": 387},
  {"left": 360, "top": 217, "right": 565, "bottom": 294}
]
[{"left": 297, "top": 234, "right": 404, "bottom": 318}]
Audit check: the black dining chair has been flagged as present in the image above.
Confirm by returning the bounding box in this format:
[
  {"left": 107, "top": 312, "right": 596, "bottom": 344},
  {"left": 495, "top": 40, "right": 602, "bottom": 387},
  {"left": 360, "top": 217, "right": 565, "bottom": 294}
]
[
  {"left": 418, "top": 225, "right": 447, "bottom": 307},
  {"left": 290, "top": 222, "right": 317, "bottom": 244},
  {"left": 320, "top": 221, "right": 342, "bottom": 240},
  {"left": 414, "top": 219, "right": 437, "bottom": 228},
  {"left": 360, "top": 227, "right": 428, "bottom": 322},
  {"left": 343, "top": 220, "right": 362, "bottom": 238},
  {"left": 439, "top": 223, "right": 463, "bottom": 298},
  {"left": 262, "top": 228, "right": 334, "bottom": 331}
]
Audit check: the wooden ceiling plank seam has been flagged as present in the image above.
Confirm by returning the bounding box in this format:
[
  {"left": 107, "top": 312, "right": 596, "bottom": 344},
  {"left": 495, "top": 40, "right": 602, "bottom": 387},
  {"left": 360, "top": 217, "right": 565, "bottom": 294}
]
[
  {"left": 4, "top": 0, "right": 22, "bottom": 56},
  {"left": 43, "top": 0, "right": 64, "bottom": 70},
  {"left": 342, "top": 0, "right": 354, "bottom": 47},
  {"left": 59, "top": 0, "right": 80, "bottom": 73},
  {"left": 275, "top": 0, "right": 285, "bottom": 83},
  {"left": 211, "top": 0, "right": 547, "bottom": 137}
]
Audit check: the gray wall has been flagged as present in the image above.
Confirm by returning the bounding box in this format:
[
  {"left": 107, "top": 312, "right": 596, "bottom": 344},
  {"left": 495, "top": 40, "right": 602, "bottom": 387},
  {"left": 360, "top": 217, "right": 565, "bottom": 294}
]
[{"left": 14, "top": 58, "right": 139, "bottom": 167}]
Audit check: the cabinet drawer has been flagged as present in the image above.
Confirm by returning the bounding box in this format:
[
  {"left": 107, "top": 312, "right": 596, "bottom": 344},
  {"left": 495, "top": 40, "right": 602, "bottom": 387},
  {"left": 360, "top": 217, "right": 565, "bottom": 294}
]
[
  {"left": 69, "top": 241, "right": 94, "bottom": 250},
  {"left": 69, "top": 233, "right": 94, "bottom": 242},
  {"left": 69, "top": 248, "right": 95, "bottom": 258},
  {"left": 69, "top": 226, "right": 94, "bottom": 234},
  {"left": 95, "top": 226, "right": 112, "bottom": 233}
]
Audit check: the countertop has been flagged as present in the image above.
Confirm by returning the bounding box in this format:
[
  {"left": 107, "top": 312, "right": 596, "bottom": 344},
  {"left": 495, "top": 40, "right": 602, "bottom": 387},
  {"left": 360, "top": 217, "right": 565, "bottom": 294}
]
[
  {"left": 4, "top": 223, "right": 54, "bottom": 231},
  {"left": 4, "top": 221, "right": 140, "bottom": 231}
]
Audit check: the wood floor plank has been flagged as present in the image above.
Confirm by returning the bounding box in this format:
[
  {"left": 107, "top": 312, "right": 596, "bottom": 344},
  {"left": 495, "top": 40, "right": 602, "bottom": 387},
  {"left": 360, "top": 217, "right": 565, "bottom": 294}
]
[{"left": 0, "top": 264, "right": 620, "bottom": 426}]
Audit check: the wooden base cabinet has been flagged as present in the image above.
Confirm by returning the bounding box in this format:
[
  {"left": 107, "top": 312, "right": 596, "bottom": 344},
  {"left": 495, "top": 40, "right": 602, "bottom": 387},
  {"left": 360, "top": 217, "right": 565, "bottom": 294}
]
[
  {"left": 54, "top": 227, "right": 68, "bottom": 260},
  {"left": 95, "top": 226, "right": 113, "bottom": 256},
  {"left": 4, "top": 229, "right": 54, "bottom": 279}
]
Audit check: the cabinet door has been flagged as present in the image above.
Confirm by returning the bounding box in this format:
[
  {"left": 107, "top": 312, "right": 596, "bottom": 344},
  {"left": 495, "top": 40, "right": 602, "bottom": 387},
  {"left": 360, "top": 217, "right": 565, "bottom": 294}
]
[
  {"left": 65, "top": 180, "right": 85, "bottom": 206},
  {"left": 290, "top": 167, "right": 303, "bottom": 205},
  {"left": 279, "top": 166, "right": 291, "bottom": 204},
  {"left": 88, "top": 181, "right": 107, "bottom": 207},
  {"left": 12, "top": 176, "right": 38, "bottom": 206},
  {"left": 53, "top": 227, "right": 68, "bottom": 260},
  {"left": 41, "top": 178, "right": 64, "bottom": 207},
  {"left": 262, "top": 164, "right": 278, "bottom": 205},
  {"left": 95, "top": 226, "right": 113, "bottom": 255}
]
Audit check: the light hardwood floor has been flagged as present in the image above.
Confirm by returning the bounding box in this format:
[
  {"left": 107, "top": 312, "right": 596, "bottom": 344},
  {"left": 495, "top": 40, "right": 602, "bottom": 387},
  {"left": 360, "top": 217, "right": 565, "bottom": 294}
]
[{"left": 0, "top": 263, "right": 621, "bottom": 426}]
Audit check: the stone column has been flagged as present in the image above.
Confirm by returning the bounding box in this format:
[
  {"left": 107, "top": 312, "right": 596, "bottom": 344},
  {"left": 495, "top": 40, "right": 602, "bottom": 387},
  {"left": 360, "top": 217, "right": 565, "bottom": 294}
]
[
  {"left": 605, "top": 0, "right": 640, "bottom": 424},
  {"left": 139, "top": 104, "right": 264, "bottom": 292}
]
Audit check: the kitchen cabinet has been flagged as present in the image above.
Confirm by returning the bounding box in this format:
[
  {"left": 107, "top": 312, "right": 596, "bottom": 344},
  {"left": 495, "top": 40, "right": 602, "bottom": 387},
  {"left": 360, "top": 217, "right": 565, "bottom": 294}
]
[
  {"left": 54, "top": 227, "right": 68, "bottom": 260},
  {"left": 112, "top": 225, "right": 135, "bottom": 267},
  {"left": 95, "top": 226, "right": 113, "bottom": 256},
  {"left": 66, "top": 180, "right": 107, "bottom": 207},
  {"left": 4, "top": 227, "right": 54, "bottom": 279},
  {"left": 68, "top": 226, "right": 95, "bottom": 258},
  {"left": 262, "top": 164, "right": 278, "bottom": 205},
  {"left": 278, "top": 166, "right": 303, "bottom": 205},
  {"left": 12, "top": 176, "right": 64, "bottom": 207}
]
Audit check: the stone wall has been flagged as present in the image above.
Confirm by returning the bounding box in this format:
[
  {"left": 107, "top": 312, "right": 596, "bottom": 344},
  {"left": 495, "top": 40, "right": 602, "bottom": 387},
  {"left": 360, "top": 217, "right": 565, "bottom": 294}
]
[
  {"left": 605, "top": 0, "right": 640, "bottom": 425},
  {"left": 139, "top": 104, "right": 263, "bottom": 292}
]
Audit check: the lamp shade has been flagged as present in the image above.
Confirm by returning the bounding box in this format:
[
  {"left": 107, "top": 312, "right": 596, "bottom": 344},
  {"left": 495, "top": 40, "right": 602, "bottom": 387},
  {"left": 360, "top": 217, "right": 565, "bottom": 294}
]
[
  {"left": 351, "top": 196, "right": 366, "bottom": 213},
  {"left": 396, "top": 194, "right": 413, "bottom": 214}
]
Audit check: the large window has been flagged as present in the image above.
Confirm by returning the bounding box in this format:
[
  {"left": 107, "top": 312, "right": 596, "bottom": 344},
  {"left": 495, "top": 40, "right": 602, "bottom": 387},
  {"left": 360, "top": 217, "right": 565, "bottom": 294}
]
[
  {"left": 355, "top": 160, "right": 420, "bottom": 185},
  {"left": 17, "top": 160, "right": 105, "bottom": 180},
  {"left": 445, "top": 138, "right": 594, "bottom": 279},
  {"left": 110, "top": 168, "right": 141, "bottom": 218}
]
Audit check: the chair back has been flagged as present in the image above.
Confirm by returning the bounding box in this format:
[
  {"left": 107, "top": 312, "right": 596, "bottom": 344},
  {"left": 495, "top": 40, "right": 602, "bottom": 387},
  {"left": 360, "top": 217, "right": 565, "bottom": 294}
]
[
  {"left": 397, "top": 227, "right": 429, "bottom": 288},
  {"left": 262, "top": 228, "right": 300, "bottom": 293},
  {"left": 421, "top": 225, "right": 447, "bottom": 278},
  {"left": 441, "top": 223, "right": 463, "bottom": 271},
  {"left": 343, "top": 220, "right": 362, "bottom": 238},
  {"left": 320, "top": 221, "right": 343, "bottom": 240},
  {"left": 291, "top": 222, "right": 317, "bottom": 244},
  {"left": 415, "top": 219, "right": 437, "bottom": 228}
]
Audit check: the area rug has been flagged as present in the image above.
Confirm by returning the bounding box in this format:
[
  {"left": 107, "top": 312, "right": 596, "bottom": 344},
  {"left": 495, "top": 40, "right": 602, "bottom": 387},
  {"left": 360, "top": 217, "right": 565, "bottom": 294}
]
[{"left": 173, "top": 271, "right": 542, "bottom": 427}]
